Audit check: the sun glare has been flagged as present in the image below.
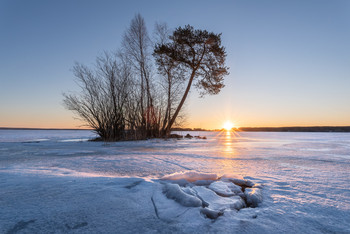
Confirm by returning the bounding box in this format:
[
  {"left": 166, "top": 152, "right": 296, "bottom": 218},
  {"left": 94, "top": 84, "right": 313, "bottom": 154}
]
[{"left": 223, "top": 121, "right": 234, "bottom": 131}]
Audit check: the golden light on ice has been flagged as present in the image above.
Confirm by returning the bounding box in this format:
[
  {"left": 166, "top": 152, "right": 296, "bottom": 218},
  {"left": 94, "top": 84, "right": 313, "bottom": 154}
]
[{"left": 223, "top": 121, "right": 234, "bottom": 131}]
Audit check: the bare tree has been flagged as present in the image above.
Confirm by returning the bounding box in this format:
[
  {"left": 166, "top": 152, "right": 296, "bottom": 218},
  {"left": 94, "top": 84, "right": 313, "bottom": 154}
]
[
  {"left": 122, "top": 14, "right": 158, "bottom": 138},
  {"left": 63, "top": 52, "right": 131, "bottom": 141},
  {"left": 154, "top": 25, "right": 229, "bottom": 136},
  {"left": 153, "top": 22, "right": 186, "bottom": 136}
]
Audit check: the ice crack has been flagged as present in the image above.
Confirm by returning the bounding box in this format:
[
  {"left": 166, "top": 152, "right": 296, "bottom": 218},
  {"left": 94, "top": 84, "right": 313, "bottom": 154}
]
[{"left": 6, "top": 219, "right": 36, "bottom": 234}]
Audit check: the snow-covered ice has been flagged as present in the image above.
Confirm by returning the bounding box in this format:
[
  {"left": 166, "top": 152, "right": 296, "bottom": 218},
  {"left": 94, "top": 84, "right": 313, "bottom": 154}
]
[{"left": 0, "top": 129, "right": 350, "bottom": 233}]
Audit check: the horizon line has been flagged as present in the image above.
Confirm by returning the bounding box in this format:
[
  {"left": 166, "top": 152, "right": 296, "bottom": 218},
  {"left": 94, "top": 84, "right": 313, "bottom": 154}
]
[{"left": 1, "top": 126, "right": 350, "bottom": 131}]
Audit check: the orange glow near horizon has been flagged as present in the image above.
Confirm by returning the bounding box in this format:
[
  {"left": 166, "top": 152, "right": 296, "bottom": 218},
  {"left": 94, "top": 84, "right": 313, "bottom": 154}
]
[{"left": 2, "top": 113, "right": 349, "bottom": 130}]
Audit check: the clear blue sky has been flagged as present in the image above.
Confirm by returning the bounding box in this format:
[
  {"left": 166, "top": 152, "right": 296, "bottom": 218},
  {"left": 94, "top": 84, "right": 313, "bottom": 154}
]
[{"left": 1, "top": 0, "right": 349, "bottom": 128}]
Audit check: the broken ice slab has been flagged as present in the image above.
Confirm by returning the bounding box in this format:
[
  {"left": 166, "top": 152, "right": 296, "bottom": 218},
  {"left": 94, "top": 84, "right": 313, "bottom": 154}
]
[
  {"left": 208, "top": 181, "right": 243, "bottom": 197},
  {"left": 193, "top": 186, "right": 246, "bottom": 211},
  {"left": 163, "top": 183, "right": 202, "bottom": 207},
  {"left": 221, "top": 178, "right": 255, "bottom": 188},
  {"left": 161, "top": 171, "right": 218, "bottom": 182}
]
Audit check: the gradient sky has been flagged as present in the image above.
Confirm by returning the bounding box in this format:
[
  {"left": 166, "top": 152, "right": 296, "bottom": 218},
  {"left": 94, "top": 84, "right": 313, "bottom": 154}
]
[{"left": 1, "top": 0, "right": 349, "bottom": 129}]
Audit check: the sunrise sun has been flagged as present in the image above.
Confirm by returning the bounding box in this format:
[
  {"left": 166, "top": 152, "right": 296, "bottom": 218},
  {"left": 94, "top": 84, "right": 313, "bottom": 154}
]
[{"left": 223, "top": 121, "right": 234, "bottom": 131}]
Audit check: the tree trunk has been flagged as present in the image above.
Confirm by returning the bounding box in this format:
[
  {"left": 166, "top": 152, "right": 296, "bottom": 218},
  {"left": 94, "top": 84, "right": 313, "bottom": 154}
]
[{"left": 165, "top": 70, "right": 196, "bottom": 136}]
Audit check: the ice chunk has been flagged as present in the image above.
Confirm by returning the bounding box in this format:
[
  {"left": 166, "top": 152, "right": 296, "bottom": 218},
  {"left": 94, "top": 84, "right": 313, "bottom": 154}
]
[
  {"left": 163, "top": 183, "right": 202, "bottom": 207},
  {"left": 192, "top": 180, "right": 214, "bottom": 186},
  {"left": 226, "top": 181, "right": 244, "bottom": 195},
  {"left": 244, "top": 188, "right": 263, "bottom": 207},
  {"left": 222, "top": 178, "right": 255, "bottom": 188},
  {"left": 200, "top": 207, "right": 223, "bottom": 219},
  {"left": 152, "top": 184, "right": 196, "bottom": 221},
  {"left": 209, "top": 181, "right": 234, "bottom": 196},
  {"left": 209, "top": 181, "right": 243, "bottom": 196},
  {"left": 166, "top": 179, "right": 189, "bottom": 187},
  {"left": 181, "top": 186, "right": 197, "bottom": 196},
  {"left": 209, "top": 181, "right": 235, "bottom": 196},
  {"left": 193, "top": 186, "right": 245, "bottom": 211},
  {"left": 161, "top": 171, "right": 218, "bottom": 182},
  {"left": 230, "top": 196, "right": 246, "bottom": 210}
]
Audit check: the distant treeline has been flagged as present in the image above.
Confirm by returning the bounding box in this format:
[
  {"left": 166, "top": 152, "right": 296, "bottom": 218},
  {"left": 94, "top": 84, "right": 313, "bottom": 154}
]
[
  {"left": 172, "top": 126, "right": 350, "bottom": 132},
  {"left": 239, "top": 126, "right": 350, "bottom": 132}
]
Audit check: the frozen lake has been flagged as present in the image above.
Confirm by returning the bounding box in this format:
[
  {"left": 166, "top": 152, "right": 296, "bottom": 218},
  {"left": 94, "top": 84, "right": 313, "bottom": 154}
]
[{"left": 0, "top": 130, "right": 349, "bottom": 233}]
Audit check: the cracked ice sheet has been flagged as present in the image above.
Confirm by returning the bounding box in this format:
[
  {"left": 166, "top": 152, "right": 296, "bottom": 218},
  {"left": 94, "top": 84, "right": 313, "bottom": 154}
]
[
  {"left": 0, "top": 130, "right": 350, "bottom": 233},
  {"left": 0, "top": 173, "right": 259, "bottom": 234}
]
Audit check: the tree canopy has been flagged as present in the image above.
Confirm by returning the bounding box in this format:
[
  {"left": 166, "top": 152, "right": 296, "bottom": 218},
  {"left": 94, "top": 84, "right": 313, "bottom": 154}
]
[{"left": 154, "top": 25, "right": 229, "bottom": 135}]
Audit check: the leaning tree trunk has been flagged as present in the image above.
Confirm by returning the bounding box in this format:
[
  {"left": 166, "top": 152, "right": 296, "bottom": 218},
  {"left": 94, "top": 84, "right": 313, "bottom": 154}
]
[{"left": 165, "top": 70, "right": 196, "bottom": 136}]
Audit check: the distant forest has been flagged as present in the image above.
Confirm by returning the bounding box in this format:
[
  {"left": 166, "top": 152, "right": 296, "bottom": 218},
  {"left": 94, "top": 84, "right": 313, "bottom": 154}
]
[
  {"left": 238, "top": 126, "right": 350, "bottom": 132},
  {"left": 173, "top": 126, "right": 350, "bottom": 132}
]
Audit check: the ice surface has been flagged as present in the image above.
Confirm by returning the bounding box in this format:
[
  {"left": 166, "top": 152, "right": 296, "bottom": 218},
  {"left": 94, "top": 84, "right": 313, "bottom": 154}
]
[
  {"left": 0, "top": 130, "right": 350, "bottom": 233},
  {"left": 0, "top": 129, "right": 97, "bottom": 143}
]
